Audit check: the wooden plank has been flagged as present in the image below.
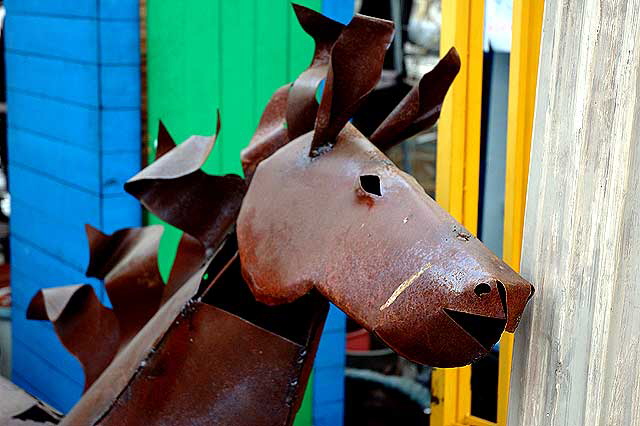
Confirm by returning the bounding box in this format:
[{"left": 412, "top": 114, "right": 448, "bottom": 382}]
[
  {"left": 6, "top": 53, "right": 99, "bottom": 107},
  {"left": 101, "top": 109, "right": 141, "bottom": 153},
  {"left": 255, "top": 0, "right": 289, "bottom": 121},
  {"left": 496, "top": 1, "right": 544, "bottom": 425},
  {"left": 100, "top": 65, "right": 140, "bottom": 109},
  {"left": 8, "top": 99, "right": 139, "bottom": 154},
  {"left": 7, "top": 129, "right": 138, "bottom": 196},
  {"left": 146, "top": 0, "right": 222, "bottom": 280},
  {"left": 11, "top": 238, "right": 99, "bottom": 294},
  {"left": 11, "top": 203, "right": 92, "bottom": 272},
  {"left": 8, "top": 128, "right": 101, "bottom": 193},
  {"left": 9, "top": 165, "right": 101, "bottom": 221},
  {"left": 323, "top": 303, "right": 346, "bottom": 333},
  {"left": 7, "top": 91, "right": 99, "bottom": 146},
  {"left": 315, "top": 328, "right": 346, "bottom": 369},
  {"left": 101, "top": 151, "right": 142, "bottom": 194},
  {"left": 101, "top": 194, "right": 142, "bottom": 233},
  {"left": 435, "top": 0, "right": 484, "bottom": 230},
  {"left": 5, "top": 15, "right": 97, "bottom": 63},
  {"left": 99, "top": 0, "right": 139, "bottom": 21},
  {"left": 313, "top": 364, "right": 344, "bottom": 404},
  {"left": 99, "top": 20, "right": 140, "bottom": 65},
  {"left": 509, "top": 1, "right": 640, "bottom": 424},
  {"left": 146, "top": 0, "right": 222, "bottom": 172},
  {"left": 4, "top": 0, "right": 96, "bottom": 19},
  {"left": 314, "top": 401, "right": 343, "bottom": 426},
  {"left": 6, "top": 1, "right": 142, "bottom": 411},
  {"left": 11, "top": 298, "right": 86, "bottom": 384},
  {"left": 321, "top": 0, "right": 354, "bottom": 23}
]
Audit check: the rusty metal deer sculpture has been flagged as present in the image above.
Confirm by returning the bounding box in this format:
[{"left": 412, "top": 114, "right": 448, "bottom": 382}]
[{"left": 6, "top": 5, "right": 533, "bottom": 426}]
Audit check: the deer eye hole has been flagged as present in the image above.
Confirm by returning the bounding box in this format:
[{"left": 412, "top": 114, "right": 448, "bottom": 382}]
[
  {"left": 475, "top": 283, "right": 491, "bottom": 296},
  {"left": 359, "top": 175, "right": 382, "bottom": 196}
]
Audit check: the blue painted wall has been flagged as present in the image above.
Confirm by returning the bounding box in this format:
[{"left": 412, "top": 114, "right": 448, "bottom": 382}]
[{"left": 5, "top": 0, "right": 141, "bottom": 412}]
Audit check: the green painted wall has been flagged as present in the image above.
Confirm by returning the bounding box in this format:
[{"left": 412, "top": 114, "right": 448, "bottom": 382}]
[{"left": 146, "top": 1, "right": 321, "bottom": 424}]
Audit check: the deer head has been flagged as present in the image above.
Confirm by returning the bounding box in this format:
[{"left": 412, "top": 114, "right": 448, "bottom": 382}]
[{"left": 237, "top": 12, "right": 534, "bottom": 367}]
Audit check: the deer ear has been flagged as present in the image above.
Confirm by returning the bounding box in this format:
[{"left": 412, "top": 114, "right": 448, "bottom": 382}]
[
  {"left": 369, "top": 47, "right": 461, "bottom": 150},
  {"left": 309, "top": 14, "right": 395, "bottom": 157}
]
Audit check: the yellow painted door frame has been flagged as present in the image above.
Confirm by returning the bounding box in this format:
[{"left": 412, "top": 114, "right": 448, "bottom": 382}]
[
  {"left": 432, "top": 0, "right": 485, "bottom": 423},
  {"left": 431, "top": 1, "right": 544, "bottom": 426}
]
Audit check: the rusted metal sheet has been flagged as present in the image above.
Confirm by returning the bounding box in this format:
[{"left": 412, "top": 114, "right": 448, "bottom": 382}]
[
  {"left": 97, "top": 255, "right": 327, "bottom": 426},
  {"left": 310, "top": 15, "right": 394, "bottom": 156},
  {"left": 27, "top": 285, "right": 120, "bottom": 390},
  {"left": 369, "top": 47, "right": 461, "bottom": 150},
  {"left": 27, "top": 223, "right": 207, "bottom": 390},
  {"left": 60, "top": 238, "right": 327, "bottom": 426},
  {"left": 85, "top": 225, "right": 166, "bottom": 344},
  {"left": 125, "top": 114, "right": 246, "bottom": 254},
  {"left": 241, "top": 5, "right": 344, "bottom": 180},
  {"left": 62, "top": 259, "right": 208, "bottom": 426},
  {"left": 236, "top": 11, "right": 533, "bottom": 368}
]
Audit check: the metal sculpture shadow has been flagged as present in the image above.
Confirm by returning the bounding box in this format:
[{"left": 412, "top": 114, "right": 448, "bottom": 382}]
[{"left": 8, "top": 4, "right": 533, "bottom": 426}]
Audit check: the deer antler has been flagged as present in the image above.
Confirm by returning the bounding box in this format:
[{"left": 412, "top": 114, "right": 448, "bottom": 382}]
[
  {"left": 241, "top": 4, "right": 345, "bottom": 179},
  {"left": 310, "top": 14, "right": 394, "bottom": 156},
  {"left": 370, "top": 47, "right": 461, "bottom": 150}
]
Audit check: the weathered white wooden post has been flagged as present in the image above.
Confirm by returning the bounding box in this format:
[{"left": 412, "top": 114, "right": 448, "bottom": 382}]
[{"left": 509, "top": 1, "right": 640, "bottom": 424}]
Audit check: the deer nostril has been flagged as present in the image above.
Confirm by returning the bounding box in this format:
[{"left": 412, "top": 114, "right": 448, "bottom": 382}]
[{"left": 474, "top": 283, "right": 491, "bottom": 296}]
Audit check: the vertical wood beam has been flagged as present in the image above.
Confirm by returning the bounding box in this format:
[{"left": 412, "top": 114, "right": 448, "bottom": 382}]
[{"left": 509, "top": 0, "right": 640, "bottom": 424}]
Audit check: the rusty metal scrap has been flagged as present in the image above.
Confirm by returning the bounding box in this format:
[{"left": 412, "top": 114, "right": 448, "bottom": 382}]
[
  {"left": 125, "top": 113, "right": 246, "bottom": 254},
  {"left": 19, "top": 3, "right": 534, "bottom": 424},
  {"left": 242, "top": 5, "right": 345, "bottom": 180},
  {"left": 27, "top": 224, "right": 205, "bottom": 390},
  {"left": 94, "top": 252, "right": 328, "bottom": 426},
  {"left": 369, "top": 46, "right": 461, "bottom": 150},
  {"left": 27, "top": 284, "right": 119, "bottom": 391},
  {"left": 310, "top": 15, "right": 395, "bottom": 156},
  {"left": 85, "top": 225, "right": 166, "bottom": 344}
]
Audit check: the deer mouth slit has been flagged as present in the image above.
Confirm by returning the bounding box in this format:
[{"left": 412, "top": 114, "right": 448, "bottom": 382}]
[{"left": 443, "top": 308, "right": 506, "bottom": 351}]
